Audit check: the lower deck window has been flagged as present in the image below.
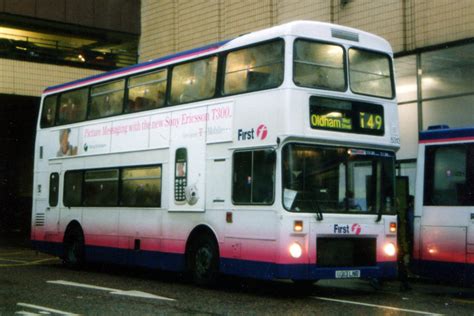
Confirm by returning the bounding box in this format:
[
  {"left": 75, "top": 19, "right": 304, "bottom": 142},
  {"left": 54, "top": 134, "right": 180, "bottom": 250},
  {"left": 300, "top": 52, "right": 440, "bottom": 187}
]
[
  {"left": 49, "top": 173, "right": 59, "bottom": 207},
  {"left": 63, "top": 164, "right": 162, "bottom": 207},
  {"left": 84, "top": 169, "right": 119, "bottom": 206},
  {"left": 232, "top": 149, "right": 275, "bottom": 204},
  {"left": 64, "top": 170, "right": 83, "bottom": 207},
  {"left": 121, "top": 166, "right": 162, "bottom": 207}
]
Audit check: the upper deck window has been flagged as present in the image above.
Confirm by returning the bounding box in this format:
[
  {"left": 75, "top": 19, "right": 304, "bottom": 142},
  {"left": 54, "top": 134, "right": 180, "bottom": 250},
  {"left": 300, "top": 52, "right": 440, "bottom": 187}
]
[
  {"left": 89, "top": 79, "right": 125, "bottom": 119},
  {"left": 58, "top": 88, "right": 88, "bottom": 125},
  {"left": 40, "top": 95, "right": 57, "bottom": 128},
  {"left": 224, "top": 40, "right": 284, "bottom": 95},
  {"left": 293, "top": 40, "right": 345, "bottom": 91},
  {"left": 126, "top": 70, "right": 167, "bottom": 113},
  {"left": 170, "top": 56, "right": 218, "bottom": 104},
  {"left": 349, "top": 48, "right": 394, "bottom": 99}
]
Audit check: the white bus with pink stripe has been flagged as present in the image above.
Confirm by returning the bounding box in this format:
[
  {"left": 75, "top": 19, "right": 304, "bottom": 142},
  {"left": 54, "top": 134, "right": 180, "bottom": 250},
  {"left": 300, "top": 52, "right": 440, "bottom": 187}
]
[
  {"left": 31, "top": 21, "right": 400, "bottom": 285},
  {"left": 412, "top": 126, "right": 474, "bottom": 286}
]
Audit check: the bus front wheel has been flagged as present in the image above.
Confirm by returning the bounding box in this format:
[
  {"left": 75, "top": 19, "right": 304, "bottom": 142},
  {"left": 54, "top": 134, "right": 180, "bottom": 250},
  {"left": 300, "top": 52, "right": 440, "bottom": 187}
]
[
  {"left": 189, "top": 235, "right": 219, "bottom": 286},
  {"left": 63, "top": 226, "right": 85, "bottom": 269}
]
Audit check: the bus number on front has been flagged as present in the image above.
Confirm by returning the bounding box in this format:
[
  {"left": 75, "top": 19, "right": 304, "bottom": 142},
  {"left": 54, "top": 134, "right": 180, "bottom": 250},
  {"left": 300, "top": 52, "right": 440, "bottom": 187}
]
[{"left": 359, "top": 112, "right": 383, "bottom": 130}]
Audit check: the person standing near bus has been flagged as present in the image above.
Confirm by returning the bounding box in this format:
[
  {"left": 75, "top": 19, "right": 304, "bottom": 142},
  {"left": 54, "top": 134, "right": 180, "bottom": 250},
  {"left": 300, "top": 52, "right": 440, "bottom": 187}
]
[{"left": 398, "top": 197, "right": 412, "bottom": 291}]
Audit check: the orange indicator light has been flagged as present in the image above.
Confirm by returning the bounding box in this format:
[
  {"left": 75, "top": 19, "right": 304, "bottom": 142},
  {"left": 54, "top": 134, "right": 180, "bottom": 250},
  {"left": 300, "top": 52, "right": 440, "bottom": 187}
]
[
  {"left": 389, "top": 222, "right": 397, "bottom": 233},
  {"left": 294, "top": 220, "right": 303, "bottom": 232}
]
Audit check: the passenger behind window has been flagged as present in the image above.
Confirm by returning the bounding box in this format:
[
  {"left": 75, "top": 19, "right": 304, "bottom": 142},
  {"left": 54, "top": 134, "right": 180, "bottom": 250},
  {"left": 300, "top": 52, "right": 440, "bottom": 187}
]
[
  {"left": 247, "top": 71, "right": 271, "bottom": 91},
  {"left": 42, "top": 105, "right": 55, "bottom": 127},
  {"left": 89, "top": 98, "right": 101, "bottom": 119},
  {"left": 59, "top": 98, "right": 76, "bottom": 123},
  {"left": 341, "top": 190, "right": 362, "bottom": 211},
  {"left": 179, "top": 74, "right": 200, "bottom": 103},
  {"left": 103, "top": 95, "right": 114, "bottom": 116},
  {"left": 128, "top": 86, "right": 165, "bottom": 112},
  {"left": 127, "top": 98, "right": 139, "bottom": 112},
  {"left": 252, "top": 171, "right": 273, "bottom": 204}
]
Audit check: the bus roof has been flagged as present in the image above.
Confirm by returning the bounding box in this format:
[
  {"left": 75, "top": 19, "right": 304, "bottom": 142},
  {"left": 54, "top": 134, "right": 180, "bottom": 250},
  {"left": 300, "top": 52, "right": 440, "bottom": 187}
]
[
  {"left": 419, "top": 126, "right": 474, "bottom": 144},
  {"left": 43, "top": 20, "right": 393, "bottom": 95}
]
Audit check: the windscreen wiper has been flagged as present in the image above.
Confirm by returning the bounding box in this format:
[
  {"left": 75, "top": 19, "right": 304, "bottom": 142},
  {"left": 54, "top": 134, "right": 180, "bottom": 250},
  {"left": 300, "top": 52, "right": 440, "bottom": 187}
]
[
  {"left": 311, "top": 200, "right": 324, "bottom": 221},
  {"left": 375, "top": 208, "right": 382, "bottom": 222}
]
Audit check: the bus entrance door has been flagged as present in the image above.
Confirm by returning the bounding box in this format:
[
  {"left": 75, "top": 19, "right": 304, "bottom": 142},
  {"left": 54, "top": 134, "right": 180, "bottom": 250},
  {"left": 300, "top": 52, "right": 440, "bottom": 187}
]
[{"left": 44, "top": 163, "right": 62, "bottom": 243}]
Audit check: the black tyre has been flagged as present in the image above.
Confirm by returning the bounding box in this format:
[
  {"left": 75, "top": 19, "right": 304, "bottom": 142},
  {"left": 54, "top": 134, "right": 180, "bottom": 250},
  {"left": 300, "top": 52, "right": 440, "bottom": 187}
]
[
  {"left": 63, "top": 226, "right": 85, "bottom": 269},
  {"left": 189, "top": 235, "right": 219, "bottom": 286}
]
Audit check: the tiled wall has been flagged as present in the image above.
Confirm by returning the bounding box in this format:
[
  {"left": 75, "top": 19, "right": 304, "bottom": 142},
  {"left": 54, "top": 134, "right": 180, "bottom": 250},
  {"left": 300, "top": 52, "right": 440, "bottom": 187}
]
[
  {"left": 332, "top": 1, "right": 405, "bottom": 52},
  {"left": 5, "top": 1, "right": 473, "bottom": 98},
  {"left": 412, "top": 0, "right": 474, "bottom": 48},
  {"left": 140, "top": 0, "right": 474, "bottom": 61},
  {"left": 0, "top": 59, "right": 101, "bottom": 97},
  {"left": 276, "top": 0, "right": 331, "bottom": 24}
]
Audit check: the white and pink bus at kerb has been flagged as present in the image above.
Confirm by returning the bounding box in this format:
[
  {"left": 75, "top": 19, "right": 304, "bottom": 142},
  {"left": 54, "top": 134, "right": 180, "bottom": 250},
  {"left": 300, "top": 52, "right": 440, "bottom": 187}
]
[
  {"left": 31, "top": 21, "right": 400, "bottom": 285},
  {"left": 412, "top": 126, "right": 474, "bottom": 286}
]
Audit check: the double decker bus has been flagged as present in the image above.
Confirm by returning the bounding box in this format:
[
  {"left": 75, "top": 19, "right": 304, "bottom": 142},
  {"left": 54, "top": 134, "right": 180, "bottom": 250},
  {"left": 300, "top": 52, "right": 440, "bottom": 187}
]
[
  {"left": 31, "top": 21, "right": 400, "bottom": 285},
  {"left": 412, "top": 126, "right": 474, "bottom": 286}
]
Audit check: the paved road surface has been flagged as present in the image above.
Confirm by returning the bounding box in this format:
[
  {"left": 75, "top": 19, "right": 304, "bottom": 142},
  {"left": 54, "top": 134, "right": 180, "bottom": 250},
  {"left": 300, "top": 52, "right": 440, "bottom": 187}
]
[{"left": 0, "top": 235, "right": 473, "bottom": 315}]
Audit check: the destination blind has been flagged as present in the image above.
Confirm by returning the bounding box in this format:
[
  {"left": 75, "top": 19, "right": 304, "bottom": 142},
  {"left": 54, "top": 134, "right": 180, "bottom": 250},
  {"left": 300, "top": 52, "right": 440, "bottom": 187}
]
[{"left": 309, "top": 96, "right": 384, "bottom": 136}]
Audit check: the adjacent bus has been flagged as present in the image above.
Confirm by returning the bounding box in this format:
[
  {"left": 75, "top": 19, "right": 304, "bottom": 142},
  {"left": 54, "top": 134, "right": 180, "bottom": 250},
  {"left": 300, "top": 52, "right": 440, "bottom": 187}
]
[
  {"left": 412, "top": 125, "right": 474, "bottom": 286},
  {"left": 31, "top": 21, "right": 400, "bottom": 285}
]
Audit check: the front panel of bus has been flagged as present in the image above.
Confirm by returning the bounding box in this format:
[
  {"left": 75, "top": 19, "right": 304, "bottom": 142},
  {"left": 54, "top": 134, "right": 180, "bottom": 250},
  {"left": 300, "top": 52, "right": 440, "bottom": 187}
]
[{"left": 224, "top": 31, "right": 399, "bottom": 281}]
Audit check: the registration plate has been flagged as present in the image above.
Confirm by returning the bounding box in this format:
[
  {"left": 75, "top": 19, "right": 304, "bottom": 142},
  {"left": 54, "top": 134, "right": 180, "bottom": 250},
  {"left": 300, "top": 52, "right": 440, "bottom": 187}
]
[{"left": 335, "top": 270, "right": 361, "bottom": 279}]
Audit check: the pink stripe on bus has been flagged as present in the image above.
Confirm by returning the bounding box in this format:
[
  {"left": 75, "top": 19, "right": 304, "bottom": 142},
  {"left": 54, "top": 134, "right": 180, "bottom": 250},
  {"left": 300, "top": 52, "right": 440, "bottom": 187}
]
[{"left": 419, "top": 136, "right": 474, "bottom": 144}]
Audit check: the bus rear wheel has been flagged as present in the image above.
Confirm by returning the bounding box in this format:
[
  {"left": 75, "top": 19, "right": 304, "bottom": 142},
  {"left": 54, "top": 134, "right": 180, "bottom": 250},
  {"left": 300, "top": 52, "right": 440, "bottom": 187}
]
[
  {"left": 189, "top": 235, "right": 219, "bottom": 286},
  {"left": 63, "top": 226, "right": 85, "bottom": 269}
]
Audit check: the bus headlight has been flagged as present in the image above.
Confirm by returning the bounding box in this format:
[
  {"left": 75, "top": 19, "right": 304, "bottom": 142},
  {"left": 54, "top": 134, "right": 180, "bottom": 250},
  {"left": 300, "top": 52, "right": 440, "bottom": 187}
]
[
  {"left": 289, "top": 242, "right": 303, "bottom": 259},
  {"left": 383, "top": 242, "right": 396, "bottom": 257}
]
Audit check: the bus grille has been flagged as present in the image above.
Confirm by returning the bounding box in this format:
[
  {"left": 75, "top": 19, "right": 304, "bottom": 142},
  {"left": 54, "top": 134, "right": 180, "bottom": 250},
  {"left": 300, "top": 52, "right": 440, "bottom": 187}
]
[
  {"left": 317, "top": 237, "right": 376, "bottom": 267},
  {"left": 34, "top": 213, "right": 45, "bottom": 226}
]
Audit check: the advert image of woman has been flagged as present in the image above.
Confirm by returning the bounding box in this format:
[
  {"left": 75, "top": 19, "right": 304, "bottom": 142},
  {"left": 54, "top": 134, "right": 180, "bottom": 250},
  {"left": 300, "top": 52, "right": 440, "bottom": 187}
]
[{"left": 57, "top": 128, "right": 78, "bottom": 157}]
